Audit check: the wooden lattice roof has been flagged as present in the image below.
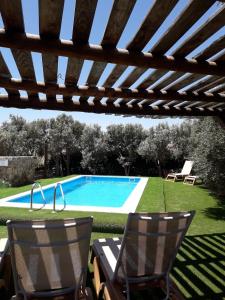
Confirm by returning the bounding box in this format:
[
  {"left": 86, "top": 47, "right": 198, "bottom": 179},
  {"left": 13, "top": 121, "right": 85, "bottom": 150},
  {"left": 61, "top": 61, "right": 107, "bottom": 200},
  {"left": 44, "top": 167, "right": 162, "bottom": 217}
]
[{"left": 0, "top": 0, "right": 225, "bottom": 119}]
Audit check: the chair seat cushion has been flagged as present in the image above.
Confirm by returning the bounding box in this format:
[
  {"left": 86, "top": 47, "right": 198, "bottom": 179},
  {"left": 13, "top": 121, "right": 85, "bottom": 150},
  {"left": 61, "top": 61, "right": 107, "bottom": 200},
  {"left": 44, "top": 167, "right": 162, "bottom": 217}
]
[
  {"left": 92, "top": 238, "right": 122, "bottom": 280},
  {"left": 0, "top": 238, "right": 8, "bottom": 254}
]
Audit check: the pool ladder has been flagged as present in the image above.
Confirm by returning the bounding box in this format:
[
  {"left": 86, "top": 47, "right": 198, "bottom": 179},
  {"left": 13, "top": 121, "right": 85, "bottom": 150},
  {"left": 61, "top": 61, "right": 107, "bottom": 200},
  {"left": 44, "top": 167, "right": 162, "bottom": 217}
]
[
  {"left": 129, "top": 178, "right": 136, "bottom": 182},
  {"left": 30, "top": 182, "right": 46, "bottom": 211},
  {"left": 52, "top": 182, "right": 66, "bottom": 213}
]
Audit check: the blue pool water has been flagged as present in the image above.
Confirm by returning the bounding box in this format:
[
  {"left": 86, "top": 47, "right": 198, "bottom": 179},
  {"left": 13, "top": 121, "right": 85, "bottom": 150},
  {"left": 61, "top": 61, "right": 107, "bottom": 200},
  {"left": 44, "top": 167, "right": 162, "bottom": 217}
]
[{"left": 8, "top": 176, "right": 140, "bottom": 208}]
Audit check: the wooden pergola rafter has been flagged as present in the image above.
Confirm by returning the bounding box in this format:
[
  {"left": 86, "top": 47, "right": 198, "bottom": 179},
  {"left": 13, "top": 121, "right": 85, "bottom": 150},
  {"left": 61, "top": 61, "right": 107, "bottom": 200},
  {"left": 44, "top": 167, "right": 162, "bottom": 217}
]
[{"left": 0, "top": 0, "right": 225, "bottom": 121}]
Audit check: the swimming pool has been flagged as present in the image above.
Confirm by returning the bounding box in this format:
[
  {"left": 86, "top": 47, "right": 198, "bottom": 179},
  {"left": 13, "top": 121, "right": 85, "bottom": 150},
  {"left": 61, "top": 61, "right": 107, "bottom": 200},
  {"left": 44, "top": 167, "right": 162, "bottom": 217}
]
[{"left": 0, "top": 176, "right": 148, "bottom": 213}]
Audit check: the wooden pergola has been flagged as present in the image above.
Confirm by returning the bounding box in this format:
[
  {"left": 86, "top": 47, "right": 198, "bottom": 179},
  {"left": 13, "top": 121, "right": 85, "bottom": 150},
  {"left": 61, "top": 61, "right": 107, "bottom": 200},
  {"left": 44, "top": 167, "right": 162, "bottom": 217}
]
[{"left": 0, "top": 0, "right": 225, "bottom": 123}]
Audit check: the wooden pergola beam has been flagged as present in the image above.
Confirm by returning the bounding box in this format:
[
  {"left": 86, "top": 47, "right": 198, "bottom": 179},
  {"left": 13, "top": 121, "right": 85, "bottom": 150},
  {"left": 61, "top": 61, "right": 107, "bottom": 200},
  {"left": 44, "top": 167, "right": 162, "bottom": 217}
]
[
  {"left": 0, "top": 30, "right": 225, "bottom": 77},
  {"left": 0, "top": 94, "right": 222, "bottom": 117},
  {"left": 0, "top": 76, "right": 225, "bottom": 104}
]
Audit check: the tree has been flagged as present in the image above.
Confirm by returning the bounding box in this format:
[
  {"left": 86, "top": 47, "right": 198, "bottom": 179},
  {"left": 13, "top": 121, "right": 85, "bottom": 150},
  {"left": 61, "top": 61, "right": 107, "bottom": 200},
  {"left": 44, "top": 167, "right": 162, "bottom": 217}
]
[
  {"left": 106, "top": 124, "right": 146, "bottom": 175},
  {"left": 138, "top": 124, "right": 172, "bottom": 176},
  {"left": 169, "top": 121, "right": 193, "bottom": 163},
  {"left": 28, "top": 119, "right": 51, "bottom": 176},
  {"left": 190, "top": 117, "right": 225, "bottom": 196},
  {"left": 1, "top": 115, "right": 30, "bottom": 155},
  {"left": 0, "top": 129, "right": 8, "bottom": 155},
  {"left": 80, "top": 125, "right": 107, "bottom": 174},
  {"left": 48, "top": 114, "right": 84, "bottom": 176}
]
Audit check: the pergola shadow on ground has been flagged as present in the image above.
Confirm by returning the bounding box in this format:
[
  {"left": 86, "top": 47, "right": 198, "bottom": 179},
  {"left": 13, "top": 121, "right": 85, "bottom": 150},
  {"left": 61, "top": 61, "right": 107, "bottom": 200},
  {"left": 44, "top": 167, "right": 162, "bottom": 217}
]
[
  {"left": 0, "top": 1, "right": 224, "bottom": 124},
  {"left": 86, "top": 233, "right": 225, "bottom": 299},
  {"left": 171, "top": 233, "right": 225, "bottom": 300}
]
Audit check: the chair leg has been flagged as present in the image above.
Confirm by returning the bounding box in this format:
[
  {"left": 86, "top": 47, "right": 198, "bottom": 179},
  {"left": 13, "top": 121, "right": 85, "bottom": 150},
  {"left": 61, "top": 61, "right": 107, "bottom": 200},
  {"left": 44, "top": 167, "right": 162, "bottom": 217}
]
[
  {"left": 84, "top": 287, "right": 94, "bottom": 300},
  {"left": 158, "top": 276, "right": 185, "bottom": 300},
  {"left": 164, "top": 274, "right": 170, "bottom": 300}
]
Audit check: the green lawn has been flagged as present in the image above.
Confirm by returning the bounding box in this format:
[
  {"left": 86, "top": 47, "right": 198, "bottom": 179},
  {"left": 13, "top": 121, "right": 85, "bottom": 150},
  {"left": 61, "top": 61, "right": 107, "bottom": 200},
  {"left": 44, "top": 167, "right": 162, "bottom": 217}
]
[
  {"left": 0, "top": 176, "right": 224, "bottom": 236},
  {"left": 0, "top": 176, "right": 224, "bottom": 299}
]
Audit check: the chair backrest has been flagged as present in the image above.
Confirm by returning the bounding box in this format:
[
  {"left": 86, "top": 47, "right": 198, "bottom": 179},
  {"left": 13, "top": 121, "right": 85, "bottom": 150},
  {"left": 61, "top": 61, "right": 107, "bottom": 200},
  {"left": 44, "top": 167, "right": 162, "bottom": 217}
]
[
  {"left": 181, "top": 160, "right": 193, "bottom": 175},
  {"left": 0, "top": 238, "right": 9, "bottom": 274},
  {"left": 7, "top": 217, "right": 93, "bottom": 296},
  {"left": 113, "top": 211, "right": 195, "bottom": 282}
]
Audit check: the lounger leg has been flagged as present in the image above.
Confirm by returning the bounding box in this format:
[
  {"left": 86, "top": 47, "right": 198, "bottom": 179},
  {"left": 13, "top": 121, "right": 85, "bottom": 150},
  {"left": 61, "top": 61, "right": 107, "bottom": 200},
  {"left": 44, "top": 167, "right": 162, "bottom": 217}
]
[
  {"left": 97, "top": 283, "right": 112, "bottom": 300},
  {"left": 93, "top": 257, "right": 101, "bottom": 298},
  {"left": 93, "top": 256, "right": 111, "bottom": 300}
]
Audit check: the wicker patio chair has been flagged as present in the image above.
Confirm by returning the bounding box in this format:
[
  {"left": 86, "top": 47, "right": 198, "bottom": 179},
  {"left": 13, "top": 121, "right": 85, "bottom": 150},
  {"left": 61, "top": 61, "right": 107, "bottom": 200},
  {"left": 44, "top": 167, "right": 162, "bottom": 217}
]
[
  {"left": 166, "top": 161, "right": 194, "bottom": 182},
  {"left": 7, "top": 217, "right": 93, "bottom": 300},
  {"left": 91, "top": 211, "right": 195, "bottom": 300}
]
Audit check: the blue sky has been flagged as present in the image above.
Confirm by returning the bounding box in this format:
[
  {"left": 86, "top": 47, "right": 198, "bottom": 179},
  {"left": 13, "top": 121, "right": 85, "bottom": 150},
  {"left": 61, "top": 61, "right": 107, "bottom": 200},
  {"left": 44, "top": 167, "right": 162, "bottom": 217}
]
[{"left": 0, "top": 0, "right": 224, "bottom": 129}]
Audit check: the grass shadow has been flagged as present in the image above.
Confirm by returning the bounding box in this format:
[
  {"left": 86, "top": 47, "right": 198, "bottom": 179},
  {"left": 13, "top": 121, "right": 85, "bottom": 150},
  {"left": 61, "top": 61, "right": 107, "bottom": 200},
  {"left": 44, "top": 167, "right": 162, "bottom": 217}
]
[
  {"left": 172, "top": 233, "right": 225, "bottom": 299},
  {"left": 198, "top": 186, "right": 225, "bottom": 220}
]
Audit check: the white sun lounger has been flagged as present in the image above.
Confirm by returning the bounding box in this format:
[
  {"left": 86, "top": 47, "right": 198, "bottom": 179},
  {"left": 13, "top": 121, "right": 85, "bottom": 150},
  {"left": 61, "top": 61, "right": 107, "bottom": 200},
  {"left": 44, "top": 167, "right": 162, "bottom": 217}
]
[{"left": 166, "top": 161, "right": 194, "bottom": 182}]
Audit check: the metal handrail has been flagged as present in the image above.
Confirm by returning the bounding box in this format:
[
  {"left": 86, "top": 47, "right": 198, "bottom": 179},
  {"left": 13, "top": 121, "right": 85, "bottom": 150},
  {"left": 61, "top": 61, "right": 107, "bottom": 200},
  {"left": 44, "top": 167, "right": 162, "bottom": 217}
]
[
  {"left": 30, "top": 182, "right": 46, "bottom": 211},
  {"left": 52, "top": 182, "right": 66, "bottom": 213}
]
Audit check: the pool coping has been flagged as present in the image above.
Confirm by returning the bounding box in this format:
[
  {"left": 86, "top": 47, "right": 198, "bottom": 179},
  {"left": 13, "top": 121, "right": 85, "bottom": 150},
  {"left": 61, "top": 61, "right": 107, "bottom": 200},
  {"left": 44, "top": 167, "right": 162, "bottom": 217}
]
[{"left": 0, "top": 175, "right": 148, "bottom": 213}]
